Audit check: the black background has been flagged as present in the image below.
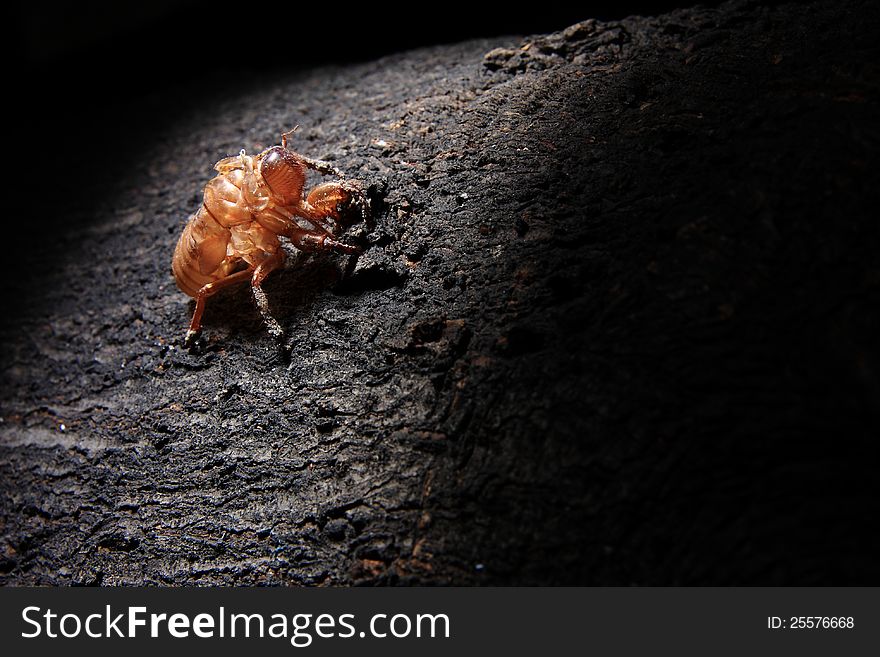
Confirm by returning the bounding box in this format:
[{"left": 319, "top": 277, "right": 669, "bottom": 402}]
[{"left": 12, "top": 1, "right": 722, "bottom": 154}]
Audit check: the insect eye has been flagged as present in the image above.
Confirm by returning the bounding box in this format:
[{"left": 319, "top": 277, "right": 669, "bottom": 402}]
[{"left": 260, "top": 147, "right": 305, "bottom": 198}]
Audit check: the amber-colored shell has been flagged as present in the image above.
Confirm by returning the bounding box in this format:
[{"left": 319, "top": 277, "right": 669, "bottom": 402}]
[
  {"left": 172, "top": 152, "right": 266, "bottom": 299},
  {"left": 172, "top": 206, "right": 231, "bottom": 297},
  {"left": 306, "top": 182, "right": 349, "bottom": 215},
  {"left": 171, "top": 136, "right": 368, "bottom": 343},
  {"left": 259, "top": 147, "right": 306, "bottom": 200}
]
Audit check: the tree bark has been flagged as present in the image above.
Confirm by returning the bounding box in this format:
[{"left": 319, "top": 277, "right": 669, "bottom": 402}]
[{"left": 2, "top": 0, "right": 879, "bottom": 584}]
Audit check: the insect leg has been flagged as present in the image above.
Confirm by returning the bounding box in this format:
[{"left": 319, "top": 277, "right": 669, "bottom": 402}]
[
  {"left": 291, "top": 212, "right": 335, "bottom": 237},
  {"left": 300, "top": 156, "right": 344, "bottom": 179},
  {"left": 250, "top": 251, "right": 286, "bottom": 340},
  {"left": 286, "top": 226, "right": 361, "bottom": 255},
  {"left": 306, "top": 180, "right": 370, "bottom": 227},
  {"left": 186, "top": 268, "right": 254, "bottom": 346}
]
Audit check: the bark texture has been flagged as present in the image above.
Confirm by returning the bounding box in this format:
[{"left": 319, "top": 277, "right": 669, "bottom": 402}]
[{"left": 2, "top": 0, "right": 879, "bottom": 584}]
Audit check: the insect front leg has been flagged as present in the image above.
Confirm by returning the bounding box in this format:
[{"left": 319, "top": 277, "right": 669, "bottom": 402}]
[
  {"left": 306, "top": 180, "right": 371, "bottom": 228},
  {"left": 286, "top": 226, "right": 362, "bottom": 255},
  {"left": 300, "top": 156, "right": 344, "bottom": 179},
  {"left": 186, "top": 268, "right": 255, "bottom": 346}
]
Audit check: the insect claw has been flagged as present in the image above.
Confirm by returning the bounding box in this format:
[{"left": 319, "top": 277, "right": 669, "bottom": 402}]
[
  {"left": 278, "top": 339, "right": 294, "bottom": 364},
  {"left": 184, "top": 329, "right": 201, "bottom": 349}
]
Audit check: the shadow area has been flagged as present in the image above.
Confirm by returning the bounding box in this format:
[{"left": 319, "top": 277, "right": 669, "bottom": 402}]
[{"left": 419, "top": 3, "right": 880, "bottom": 584}]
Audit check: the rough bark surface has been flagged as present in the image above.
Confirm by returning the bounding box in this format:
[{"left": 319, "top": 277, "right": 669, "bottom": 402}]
[{"left": 2, "top": 0, "right": 879, "bottom": 585}]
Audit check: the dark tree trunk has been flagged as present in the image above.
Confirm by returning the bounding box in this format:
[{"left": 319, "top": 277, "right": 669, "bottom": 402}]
[{"left": 2, "top": 0, "right": 879, "bottom": 585}]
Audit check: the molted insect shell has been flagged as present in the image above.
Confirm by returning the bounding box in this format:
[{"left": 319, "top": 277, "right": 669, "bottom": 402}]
[
  {"left": 203, "top": 173, "right": 252, "bottom": 226},
  {"left": 306, "top": 182, "right": 351, "bottom": 211}
]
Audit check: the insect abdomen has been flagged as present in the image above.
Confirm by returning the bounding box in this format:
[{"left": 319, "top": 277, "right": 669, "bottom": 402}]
[
  {"left": 172, "top": 206, "right": 231, "bottom": 297},
  {"left": 172, "top": 167, "right": 263, "bottom": 297}
]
